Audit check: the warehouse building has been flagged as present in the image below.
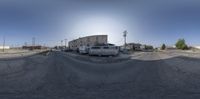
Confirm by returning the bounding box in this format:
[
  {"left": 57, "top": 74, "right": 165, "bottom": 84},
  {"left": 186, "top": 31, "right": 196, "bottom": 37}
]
[
  {"left": 0, "top": 46, "right": 10, "bottom": 50},
  {"left": 69, "top": 35, "right": 108, "bottom": 50},
  {"left": 126, "top": 43, "right": 142, "bottom": 51},
  {"left": 22, "top": 46, "right": 48, "bottom": 50},
  {"left": 194, "top": 46, "right": 200, "bottom": 49}
]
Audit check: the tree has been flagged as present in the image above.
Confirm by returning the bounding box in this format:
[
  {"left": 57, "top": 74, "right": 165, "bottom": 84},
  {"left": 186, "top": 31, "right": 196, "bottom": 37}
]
[
  {"left": 161, "top": 44, "right": 166, "bottom": 50},
  {"left": 175, "top": 39, "right": 188, "bottom": 50}
]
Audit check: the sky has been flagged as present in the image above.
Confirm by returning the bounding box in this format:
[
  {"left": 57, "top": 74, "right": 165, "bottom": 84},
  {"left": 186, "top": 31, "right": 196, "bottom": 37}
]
[{"left": 0, "top": 0, "right": 200, "bottom": 47}]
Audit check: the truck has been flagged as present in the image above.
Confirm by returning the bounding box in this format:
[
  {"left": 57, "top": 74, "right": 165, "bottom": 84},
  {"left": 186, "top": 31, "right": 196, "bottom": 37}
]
[
  {"left": 79, "top": 46, "right": 89, "bottom": 54},
  {"left": 89, "top": 46, "right": 119, "bottom": 56}
]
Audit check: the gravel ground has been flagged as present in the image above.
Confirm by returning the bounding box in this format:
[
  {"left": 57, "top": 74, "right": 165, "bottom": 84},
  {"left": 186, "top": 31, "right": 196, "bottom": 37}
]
[
  {"left": 1, "top": 51, "right": 200, "bottom": 99},
  {"left": 0, "top": 49, "right": 48, "bottom": 59}
]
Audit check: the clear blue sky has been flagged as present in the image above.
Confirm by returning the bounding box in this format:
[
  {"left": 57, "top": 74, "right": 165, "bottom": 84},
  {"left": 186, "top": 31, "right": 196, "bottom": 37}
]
[{"left": 0, "top": 0, "right": 200, "bottom": 47}]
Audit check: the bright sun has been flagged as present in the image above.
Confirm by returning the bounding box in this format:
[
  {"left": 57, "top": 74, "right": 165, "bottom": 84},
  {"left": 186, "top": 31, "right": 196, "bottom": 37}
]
[{"left": 70, "top": 15, "right": 127, "bottom": 45}]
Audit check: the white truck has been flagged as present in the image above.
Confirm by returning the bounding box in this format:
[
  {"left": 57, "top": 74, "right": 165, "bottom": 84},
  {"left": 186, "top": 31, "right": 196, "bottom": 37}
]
[{"left": 89, "top": 46, "right": 119, "bottom": 56}]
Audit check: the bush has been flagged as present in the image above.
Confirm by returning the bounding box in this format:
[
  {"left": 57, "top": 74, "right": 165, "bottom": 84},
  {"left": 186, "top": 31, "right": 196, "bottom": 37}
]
[
  {"left": 175, "top": 39, "right": 188, "bottom": 50},
  {"left": 161, "top": 44, "right": 166, "bottom": 50}
]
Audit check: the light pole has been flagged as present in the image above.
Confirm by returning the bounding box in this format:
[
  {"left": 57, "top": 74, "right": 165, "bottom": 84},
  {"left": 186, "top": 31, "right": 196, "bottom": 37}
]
[
  {"left": 64, "top": 39, "right": 67, "bottom": 48},
  {"left": 32, "top": 37, "right": 35, "bottom": 46},
  {"left": 2, "top": 36, "right": 5, "bottom": 52},
  {"left": 123, "top": 30, "right": 128, "bottom": 49},
  {"left": 61, "top": 40, "right": 63, "bottom": 46}
]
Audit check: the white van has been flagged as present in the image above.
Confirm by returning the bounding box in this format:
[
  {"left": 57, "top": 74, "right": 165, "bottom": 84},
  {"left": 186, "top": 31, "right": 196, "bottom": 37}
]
[{"left": 79, "top": 46, "right": 89, "bottom": 54}]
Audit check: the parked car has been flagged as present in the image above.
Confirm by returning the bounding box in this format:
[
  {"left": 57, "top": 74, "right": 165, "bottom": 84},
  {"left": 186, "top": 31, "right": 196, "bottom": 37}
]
[
  {"left": 64, "top": 48, "right": 73, "bottom": 52},
  {"left": 89, "top": 46, "right": 119, "bottom": 56}
]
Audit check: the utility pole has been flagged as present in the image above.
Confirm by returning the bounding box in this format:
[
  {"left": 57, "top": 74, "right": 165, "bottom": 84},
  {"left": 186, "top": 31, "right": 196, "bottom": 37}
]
[
  {"left": 64, "top": 39, "right": 67, "bottom": 48},
  {"left": 32, "top": 37, "right": 35, "bottom": 46},
  {"left": 2, "top": 36, "right": 5, "bottom": 52},
  {"left": 123, "top": 30, "right": 128, "bottom": 49},
  {"left": 61, "top": 40, "right": 63, "bottom": 46},
  {"left": 24, "top": 42, "right": 27, "bottom": 46}
]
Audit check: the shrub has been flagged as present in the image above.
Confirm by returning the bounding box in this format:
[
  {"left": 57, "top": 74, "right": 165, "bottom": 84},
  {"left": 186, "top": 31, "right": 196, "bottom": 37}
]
[
  {"left": 175, "top": 39, "right": 188, "bottom": 50},
  {"left": 161, "top": 44, "right": 166, "bottom": 50}
]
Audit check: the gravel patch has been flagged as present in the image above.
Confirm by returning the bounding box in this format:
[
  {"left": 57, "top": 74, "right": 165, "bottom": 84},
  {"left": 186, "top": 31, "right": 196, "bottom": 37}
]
[{"left": 0, "top": 50, "right": 49, "bottom": 59}]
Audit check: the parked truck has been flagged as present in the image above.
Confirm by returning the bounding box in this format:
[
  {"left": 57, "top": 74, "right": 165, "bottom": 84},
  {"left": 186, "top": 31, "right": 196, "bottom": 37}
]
[
  {"left": 79, "top": 46, "right": 89, "bottom": 54},
  {"left": 89, "top": 46, "right": 119, "bottom": 56}
]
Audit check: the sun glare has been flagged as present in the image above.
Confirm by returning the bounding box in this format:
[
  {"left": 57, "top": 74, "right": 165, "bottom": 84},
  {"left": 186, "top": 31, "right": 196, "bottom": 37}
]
[{"left": 69, "top": 15, "right": 126, "bottom": 45}]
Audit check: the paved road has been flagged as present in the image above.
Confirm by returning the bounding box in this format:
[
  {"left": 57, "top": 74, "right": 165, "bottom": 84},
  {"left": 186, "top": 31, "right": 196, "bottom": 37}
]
[{"left": 1, "top": 51, "right": 200, "bottom": 99}]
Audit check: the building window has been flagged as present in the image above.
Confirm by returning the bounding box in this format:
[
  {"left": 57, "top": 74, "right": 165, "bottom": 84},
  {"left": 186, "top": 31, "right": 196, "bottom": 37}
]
[
  {"left": 87, "top": 38, "right": 90, "bottom": 42},
  {"left": 96, "top": 37, "right": 99, "bottom": 41}
]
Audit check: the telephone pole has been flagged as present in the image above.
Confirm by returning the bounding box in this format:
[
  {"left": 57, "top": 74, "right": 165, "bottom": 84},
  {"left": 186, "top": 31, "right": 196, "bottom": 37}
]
[
  {"left": 24, "top": 42, "right": 27, "bottom": 46},
  {"left": 61, "top": 40, "right": 63, "bottom": 46},
  {"left": 123, "top": 30, "right": 128, "bottom": 49},
  {"left": 64, "top": 39, "right": 67, "bottom": 48},
  {"left": 2, "top": 36, "right": 5, "bottom": 52},
  {"left": 32, "top": 37, "right": 35, "bottom": 46}
]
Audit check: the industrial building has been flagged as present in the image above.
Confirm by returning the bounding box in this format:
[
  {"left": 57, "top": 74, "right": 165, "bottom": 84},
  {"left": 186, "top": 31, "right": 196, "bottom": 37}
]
[
  {"left": 69, "top": 35, "right": 108, "bottom": 50},
  {"left": 124, "top": 43, "right": 154, "bottom": 51},
  {"left": 126, "top": 43, "right": 142, "bottom": 51},
  {"left": 194, "top": 46, "right": 200, "bottom": 49},
  {"left": 22, "top": 46, "right": 45, "bottom": 50},
  {"left": 0, "top": 46, "right": 10, "bottom": 50}
]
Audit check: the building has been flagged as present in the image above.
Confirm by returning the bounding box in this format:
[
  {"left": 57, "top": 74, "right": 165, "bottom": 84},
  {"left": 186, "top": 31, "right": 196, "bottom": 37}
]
[
  {"left": 140, "top": 45, "right": 154, "bottom": 51},
  {"left": 0, "top": 46, "right": 10, "bottom": 50},
  {"left": 166, "top": 46, "right": 177, "bottom": 50},
  {"left": 194, "top": 46, "right": 200, "bottom": 49},
  {"left": 126, "top": 43, "right": 142, "bottom": 51},
  {"left": 22, "top": 46, "right": 43, "bottom": 50},
  {"left": 69, "top": 35, "right": 108, "bottom": 50}
]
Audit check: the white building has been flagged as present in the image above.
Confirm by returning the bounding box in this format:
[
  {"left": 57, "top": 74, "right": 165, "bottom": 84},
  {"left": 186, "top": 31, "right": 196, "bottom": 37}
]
[
  {"left": 0, "top": 46, "right": 10, "bottom": 50},
  {"left": 194, "top": 46, "right": 200, "bottom": 49}
]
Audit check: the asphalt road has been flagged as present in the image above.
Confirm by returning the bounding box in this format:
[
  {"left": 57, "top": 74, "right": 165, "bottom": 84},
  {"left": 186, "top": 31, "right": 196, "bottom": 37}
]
[{"left": 1, "top": 51, "right": 200, "bottom": 99}]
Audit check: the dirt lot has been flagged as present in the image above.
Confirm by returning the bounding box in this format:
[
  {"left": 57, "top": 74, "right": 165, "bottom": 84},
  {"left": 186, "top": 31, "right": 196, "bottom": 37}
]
[{"left": 0, "top": 49, "right": 48, "bottom": 59}]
